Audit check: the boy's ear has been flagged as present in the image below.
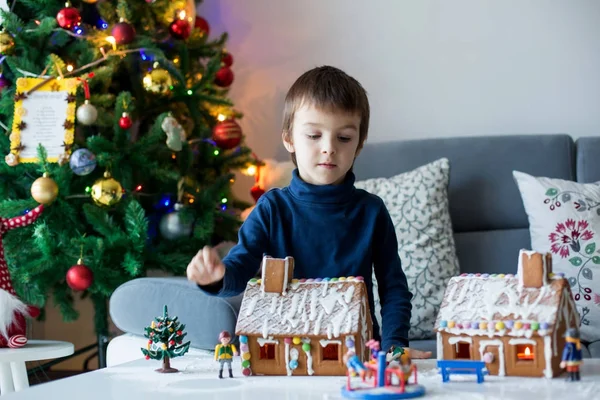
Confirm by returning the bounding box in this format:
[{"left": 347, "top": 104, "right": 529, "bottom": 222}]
[{"left": 282, "top": 131, "right": 295, "bottom": 153}]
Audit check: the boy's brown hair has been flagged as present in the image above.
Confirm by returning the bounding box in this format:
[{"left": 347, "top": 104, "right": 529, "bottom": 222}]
[{"left": 282, "top": 66, "right": 370, "bottom": 166}]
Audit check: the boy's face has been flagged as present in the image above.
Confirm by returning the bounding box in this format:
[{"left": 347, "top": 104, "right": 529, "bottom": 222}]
[{"left": 283, "top": 103, "right": 361, "bottom": 185}]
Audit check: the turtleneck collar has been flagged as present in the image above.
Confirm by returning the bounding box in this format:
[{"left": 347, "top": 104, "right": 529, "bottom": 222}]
[{"left": 288, "top": 169, "right": 356, "bottom": 204}]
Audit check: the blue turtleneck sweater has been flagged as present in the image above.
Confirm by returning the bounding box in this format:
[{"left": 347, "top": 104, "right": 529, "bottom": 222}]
[{"left": 202, "top": 169, "right": 412, "bottom": 349}]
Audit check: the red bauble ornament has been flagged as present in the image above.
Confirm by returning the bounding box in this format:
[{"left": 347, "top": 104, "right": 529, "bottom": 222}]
[
  {"left": 214, "top": 66, "right": 234, "bottom": 88},
  {"left": 212, "top": 120, "right": 242, "bottom": 150},
  {"left": 169, "top": 340, "right": 175, "bottom": 346},
  {"left": 66, "top": 261, "right": 94, "bottom": 291},
  {"left": 56, "top": 7, "right": 81, "bottom": 29},
  {"left": 0, "top": 76, "right": 10, "bottom": 94},
  {"left": 112, "top": 22, "right": 136, "bottom": 45},
  {"left": 169, "top": 19, "right": 191, "bottom": 40},
  {"left": 251, "top": 185, "right": 265, "bottom": 203},
  {"left": 176, "top": 330, "right": 182, "bottom": 335},
  {"left": 119, "top": 112, "right": 132, "bottom": 129},
  {"left": 145, "top": 355, "right": 150, "bottom": 360},
  {"left": 194, "top": 16, "right": 210, "bottom": 36},
  {"left": 221, "top": 52, "right": 233, "bottom": 67}
]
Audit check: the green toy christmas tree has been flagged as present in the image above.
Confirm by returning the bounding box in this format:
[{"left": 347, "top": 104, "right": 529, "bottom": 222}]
[
  {"left": 141, "top": 305, "right": 190, "bottom": 373},
  {"left": 0, "top": 0, "right": 256, "bottom": 365}
]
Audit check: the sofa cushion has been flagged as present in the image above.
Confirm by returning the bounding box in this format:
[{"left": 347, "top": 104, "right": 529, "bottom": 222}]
[
  {"left": 109, "top": 277, "right": 243, "bottom": 350},
  {"left": 576, "top": 137, "right": 600, "bottom": 183},
  {"left": 454, "top": 228, "right": 531, "bottom": 274},
  {"left": 354, "top": 134, "right": 576, "bottom": 234},
  {"left": 513, "top": 170, "right": 600, "bottom": 342},
  {"left": 355, "top": 158, "right": 459, "bottom": 340}
]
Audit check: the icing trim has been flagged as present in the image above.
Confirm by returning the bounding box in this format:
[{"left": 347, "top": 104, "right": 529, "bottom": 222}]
[{"left": 257, "top": 337, "right": 279, "bottom": 346}]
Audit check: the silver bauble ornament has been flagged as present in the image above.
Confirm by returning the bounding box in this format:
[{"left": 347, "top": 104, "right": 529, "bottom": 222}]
[
  {"left": 159, "top": 203, "right": 194, "bottom": 240},
  {"left": 76, "top": 100, "right": 98, "bottom": 125},
  {"left": 70, "top": 148, "right": 97, "bottom": 176}
]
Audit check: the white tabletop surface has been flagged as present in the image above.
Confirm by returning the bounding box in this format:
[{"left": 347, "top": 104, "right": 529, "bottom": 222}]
[
  {"left": 0, "top": 341, "right": 74, "bottom": 363},
  {"left": 4, "top": 354, "right": 600, "bottom": 399}
]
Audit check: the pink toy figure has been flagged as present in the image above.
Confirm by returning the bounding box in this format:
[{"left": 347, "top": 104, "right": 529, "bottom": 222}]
[
  {"left": 365, "top": 339, "right": 381, "bottom": 362},
  {"left": 0, "top": 205, "right": 44, "bottom": 348}
]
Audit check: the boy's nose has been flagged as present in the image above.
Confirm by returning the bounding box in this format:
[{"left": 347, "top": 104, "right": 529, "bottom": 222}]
[{"left": 321, "top": 140, "right": 336, "bottom": 154}]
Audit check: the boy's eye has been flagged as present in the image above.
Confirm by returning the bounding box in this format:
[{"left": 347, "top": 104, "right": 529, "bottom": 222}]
[
  {"left": 306, "top": 134, "right": 320, "bottom": 140},
  {"left": 339, "top": 136, "right": 352, "bottom": 143}
]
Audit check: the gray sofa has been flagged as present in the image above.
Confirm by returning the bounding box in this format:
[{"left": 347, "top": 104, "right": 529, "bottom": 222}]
[{"left": 109, "top": 134, "right": 600, "bottom": 361}]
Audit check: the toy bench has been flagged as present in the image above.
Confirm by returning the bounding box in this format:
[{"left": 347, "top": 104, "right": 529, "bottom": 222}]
[{"left": 437, "top": 360, "right": 488, "bottom": 384}]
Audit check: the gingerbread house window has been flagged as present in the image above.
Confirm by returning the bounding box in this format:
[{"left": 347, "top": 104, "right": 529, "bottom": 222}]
[
  {"left": 516, "top": 344, "right": 535, "bottom": 362},
  {"left": 259, "top": 343, "right": 276, "bottom": 360},
  {"left": 454, "top": 342, "right": 471, "bottom": 359},
  {"left": 322, "top": 344, "right": 339, "bottom": 361}
]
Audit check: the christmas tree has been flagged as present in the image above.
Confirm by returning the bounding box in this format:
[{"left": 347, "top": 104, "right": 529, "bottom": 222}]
[
  {"left": 141, "top": 305, "right": 190, "bottom": 373},
  {"left": 0, "top": 0, "right": 255, "bottom": 359}
]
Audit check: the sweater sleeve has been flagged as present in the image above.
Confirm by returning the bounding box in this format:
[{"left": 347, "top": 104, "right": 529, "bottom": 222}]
[
  {"left": 199, "top": 196, "right": 271, "bottom": 297},
  {"left": 373, "top": 200, "right": 413, "bottom": 350}
]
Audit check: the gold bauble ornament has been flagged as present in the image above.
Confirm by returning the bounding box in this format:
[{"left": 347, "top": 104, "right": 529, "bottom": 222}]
[
  {"left": 91, "top": 170, "right": 123, "bottom": 206},
  {"left": 31, "top": 172, "right": 59, "bottom": 205},
  {"left": 143, "top": 68, "right": 173, "bottom": 94},
  {"left": 0, "top": 31, "right": 15, "bottom": 55},
  {"left": 82, "top": 0, "right": 99, "bottom": 3}
]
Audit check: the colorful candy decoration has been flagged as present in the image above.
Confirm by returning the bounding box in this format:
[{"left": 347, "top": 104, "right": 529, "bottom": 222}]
[{"left": 239, "top": 335, "right": 252, "bottom": 376}]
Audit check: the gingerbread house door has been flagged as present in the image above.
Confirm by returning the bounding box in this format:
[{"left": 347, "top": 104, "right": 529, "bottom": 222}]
[{"left": 479, "top": 341, "right": 502, "bottom": 376}]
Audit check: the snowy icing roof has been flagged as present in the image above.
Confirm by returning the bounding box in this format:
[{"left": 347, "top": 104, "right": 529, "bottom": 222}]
[
  {"left": 435, "top": 274, "right": 571, "bottom": 337},
  {"left": 235, "top": 277, "right": 370, "bottom": 339}
]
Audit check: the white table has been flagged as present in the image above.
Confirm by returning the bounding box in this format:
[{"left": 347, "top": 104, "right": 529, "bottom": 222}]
[
  {"left": 2, "top": 353, "right": 600, "bottom": 399},
  {"left": 0, "top": 340, "right": 73, "bottom": 396}
]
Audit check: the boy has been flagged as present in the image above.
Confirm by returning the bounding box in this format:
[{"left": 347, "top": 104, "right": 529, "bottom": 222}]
[{"left": 187, "top": 66, "right": 431, "bottom": 359}]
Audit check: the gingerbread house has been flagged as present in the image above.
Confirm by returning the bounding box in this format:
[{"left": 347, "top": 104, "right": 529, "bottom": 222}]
[
  {"left": 235, "top": 255, "right": 373, "bottom": 376},
  {"left": 435, "top": 249, "right": 580, "bottom": 378}
]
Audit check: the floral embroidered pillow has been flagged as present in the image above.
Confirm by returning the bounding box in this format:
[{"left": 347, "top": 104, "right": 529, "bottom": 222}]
[
  {"left": 513, "top": 170, "right": 600, "bottom": 342},
  {"left": 356, "top": 158, "right": 460, "bottom": 340}
]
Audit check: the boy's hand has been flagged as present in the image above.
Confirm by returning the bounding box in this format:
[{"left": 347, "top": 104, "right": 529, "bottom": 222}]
[
  {"left": 406, "top": 348, "right": 432, "bottom": 359},
  {"left": 186, "top": 246, "right": 226, "bottom": 286}
]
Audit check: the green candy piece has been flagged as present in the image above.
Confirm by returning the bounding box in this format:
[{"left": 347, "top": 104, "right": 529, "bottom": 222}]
[
  {"left": 241, "top": 360, "right": 250, "bottom": 368},
  {"left": 302, "top": 343, "right": 311, "bottom": 352},
  {"left": 531, "top": 322, "right": 540, "bottom": 331}
]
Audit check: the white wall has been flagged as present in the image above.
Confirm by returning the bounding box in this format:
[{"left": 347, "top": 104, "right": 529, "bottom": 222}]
[{"left": 199, "top": 0, "right": 600, "bottom": 163}]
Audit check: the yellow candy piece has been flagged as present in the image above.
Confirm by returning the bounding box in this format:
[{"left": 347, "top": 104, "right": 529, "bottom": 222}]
[
  {"left": 292, "top": 337, "right": 301, "bottom": 345},
  {"left": 514, "top": 322, "right": 523, "bottom": 330},
  {"left": 243, "top": 352, "right": 251, "bottom": 361},
  {"left": 480, "top": 322, "right": 488, "bottom": 330},
  {"left": 447, "top": 321, "right": 455, "bottom": 328},
  {"left": 339, "top": 277, "right": 346, "bottom": 281},
  {"left": 291, "top": 279, "right": 299, "bottom": 284},
  {"left": 495, "top": 321, "right": 505, "bottom": 330},
  {"left": 257, "top": 279, "right": 262, "bottom": 285}
]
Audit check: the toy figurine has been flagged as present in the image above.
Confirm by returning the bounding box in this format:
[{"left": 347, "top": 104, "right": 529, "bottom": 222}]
[
  {"left": 560, "top": 328, "right": 583, "bottom": 381},
  {"left": 365, "top": 339, "right": 381, "bottom": 363},
  {"left": 344, "top": 349, "right": 368, "bottom": 380},
  {"left": 215, "top": 330, "right": 238, "bottom": 379}
]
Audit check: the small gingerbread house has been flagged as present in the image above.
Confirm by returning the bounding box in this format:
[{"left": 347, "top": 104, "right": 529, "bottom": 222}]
[
  {"left": 235, "top": 255, "right": 373, "bottom": 376},
  {"left": 435, "top": 249, "right": 580, "bottom": 378}
]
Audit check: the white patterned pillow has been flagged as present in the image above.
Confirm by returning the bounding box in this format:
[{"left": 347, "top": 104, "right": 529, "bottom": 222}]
[
  {"left": 355, "top": 158, "right": 460, "bottom": 340},
  {"left": 514, "top": 170, "right": 600, "bottom": 342}
]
